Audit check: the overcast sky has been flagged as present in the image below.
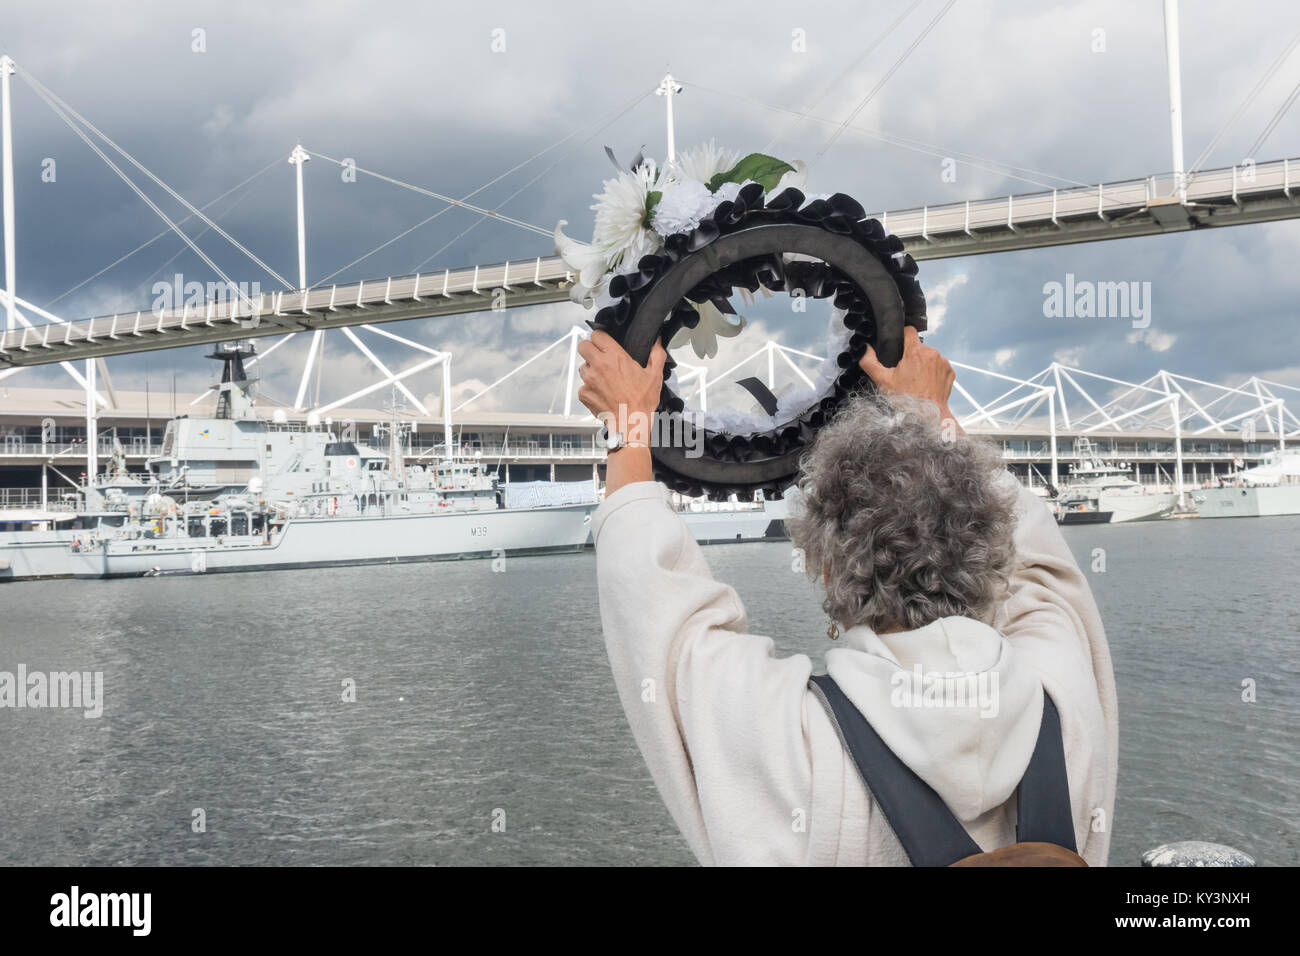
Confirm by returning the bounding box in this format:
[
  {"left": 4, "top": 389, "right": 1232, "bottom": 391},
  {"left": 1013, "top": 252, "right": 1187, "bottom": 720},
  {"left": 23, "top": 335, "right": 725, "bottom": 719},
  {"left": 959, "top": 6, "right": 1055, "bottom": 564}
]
[{"left": 1, "top": 0, "right": 1297, "bottom": 419}]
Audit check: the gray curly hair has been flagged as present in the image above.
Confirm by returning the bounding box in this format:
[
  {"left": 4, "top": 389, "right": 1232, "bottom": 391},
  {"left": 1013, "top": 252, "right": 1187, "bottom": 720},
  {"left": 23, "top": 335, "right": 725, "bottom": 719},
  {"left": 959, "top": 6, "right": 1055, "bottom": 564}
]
[{"left": 787, "top": 391, "right": 1019, "bottom": 632}]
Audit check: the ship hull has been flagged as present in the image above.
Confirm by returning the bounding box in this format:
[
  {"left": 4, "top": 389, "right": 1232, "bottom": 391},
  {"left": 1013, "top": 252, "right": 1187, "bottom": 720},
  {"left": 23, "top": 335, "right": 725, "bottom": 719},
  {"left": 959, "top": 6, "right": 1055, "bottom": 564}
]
[
  {"left": 680, "top": 510, "right": 788, "bottom": 543},
  {"left": 1192, "top": 485, "right": 1300, "bottom": 518},
  {"left": 1058, "top": 510, "right": 1113, "bottom": 525},
  {"left": 1098, "top": 490, "right": 1178, "bottom": 523},
  {"left": 0, "top": 504, "right": 593, "bottom": 581},
  {"left": 678, "top": 495, "right": 791, "bottom": 544},
  {"left": 0, "top": 528, "right": 80, "bottom": 580}
]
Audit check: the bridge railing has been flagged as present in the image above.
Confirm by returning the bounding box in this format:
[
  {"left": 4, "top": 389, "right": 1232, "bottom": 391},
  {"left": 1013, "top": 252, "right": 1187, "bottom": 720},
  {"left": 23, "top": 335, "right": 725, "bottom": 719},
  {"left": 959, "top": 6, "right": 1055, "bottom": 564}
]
[
  {"left": 0, "top": 255, "right": 573, "bottom": 356},
  {"left": 875, "top": 157, "right": 1296, "bottom": 242}
]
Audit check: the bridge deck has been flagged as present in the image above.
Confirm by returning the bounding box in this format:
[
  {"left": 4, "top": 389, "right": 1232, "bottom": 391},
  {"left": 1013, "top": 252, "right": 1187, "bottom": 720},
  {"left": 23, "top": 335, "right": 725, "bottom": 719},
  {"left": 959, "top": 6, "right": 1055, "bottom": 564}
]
[{"left": 1, "top": 158, "right": 1295, "bottom": 369}]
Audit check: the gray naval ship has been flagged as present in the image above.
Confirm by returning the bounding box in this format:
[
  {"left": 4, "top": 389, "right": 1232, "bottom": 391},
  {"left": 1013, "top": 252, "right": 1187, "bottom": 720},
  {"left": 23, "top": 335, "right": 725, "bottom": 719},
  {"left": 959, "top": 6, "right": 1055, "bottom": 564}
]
[{"left": 0, "top": 344, "right": 594, "bottom": 581}]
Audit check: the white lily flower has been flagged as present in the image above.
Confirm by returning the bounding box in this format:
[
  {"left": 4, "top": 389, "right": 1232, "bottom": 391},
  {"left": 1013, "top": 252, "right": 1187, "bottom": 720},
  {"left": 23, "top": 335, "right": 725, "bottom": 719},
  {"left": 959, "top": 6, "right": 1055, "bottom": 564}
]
[
  {"left": 554, "top": 220, "right": 612, "bottom": 296},
  {"left": 772, "top": 159, "right": 808, "bottom": 195},
  {"left": 669, "top": 300, "right": 747, "bottom": 359}
]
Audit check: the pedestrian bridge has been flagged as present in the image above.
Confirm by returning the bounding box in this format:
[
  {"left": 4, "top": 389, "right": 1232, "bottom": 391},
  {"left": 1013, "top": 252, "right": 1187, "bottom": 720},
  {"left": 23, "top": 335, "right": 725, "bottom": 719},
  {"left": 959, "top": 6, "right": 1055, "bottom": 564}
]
[{"left": 1, "top": 156, "right": 1296, "bottom": 370}]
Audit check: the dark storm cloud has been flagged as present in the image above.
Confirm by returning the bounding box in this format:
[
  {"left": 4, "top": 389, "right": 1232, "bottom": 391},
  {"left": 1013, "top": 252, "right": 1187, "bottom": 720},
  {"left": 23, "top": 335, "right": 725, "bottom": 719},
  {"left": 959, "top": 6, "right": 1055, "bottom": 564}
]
[{"left": 1, "top": 0, "right": 1297, "bottom": 402}]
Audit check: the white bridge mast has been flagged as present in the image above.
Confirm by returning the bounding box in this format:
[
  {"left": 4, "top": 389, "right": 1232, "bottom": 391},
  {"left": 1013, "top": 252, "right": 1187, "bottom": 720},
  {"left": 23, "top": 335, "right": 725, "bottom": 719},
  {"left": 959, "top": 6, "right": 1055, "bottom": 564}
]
[
  {"left": 656, "top": 73, "right": 682, "bottom": 164},
  {"left": 1, "top": 55, "right": 16, "bottom": 334},
  {"left": 1163, "top": 0, "right": 1187, "bottom": 202},
  {"left": 289, "top": 143, "right": 322, "bottom": 410}
]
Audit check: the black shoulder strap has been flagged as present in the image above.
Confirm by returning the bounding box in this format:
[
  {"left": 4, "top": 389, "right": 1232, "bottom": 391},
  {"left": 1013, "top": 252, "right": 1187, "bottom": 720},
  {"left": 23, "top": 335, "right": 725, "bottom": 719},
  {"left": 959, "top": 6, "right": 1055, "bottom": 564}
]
[
  {"left": 1013, "top": 690, "right": 1077, "bottom": 852},
  {"left": 809, "top": 674, "right": 1076, "bottom": 865},
  {"left": 809, "top": 674, "right": 979, "bottom": 866}
]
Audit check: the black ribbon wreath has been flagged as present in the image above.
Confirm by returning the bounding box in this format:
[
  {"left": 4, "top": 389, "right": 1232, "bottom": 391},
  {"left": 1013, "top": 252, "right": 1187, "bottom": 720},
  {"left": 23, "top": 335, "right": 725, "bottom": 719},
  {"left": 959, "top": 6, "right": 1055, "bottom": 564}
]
[{"left": 590, "top": 183, "right": 927, "bottom": 501}]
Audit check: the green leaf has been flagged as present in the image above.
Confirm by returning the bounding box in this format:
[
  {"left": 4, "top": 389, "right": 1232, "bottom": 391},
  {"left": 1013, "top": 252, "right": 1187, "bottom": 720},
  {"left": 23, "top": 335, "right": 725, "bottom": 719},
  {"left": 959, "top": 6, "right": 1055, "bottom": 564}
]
[
  {"left": 707, "top": 153, "right": 796, "bottom": 193},
  {"left": 642, "top": 190, "right": 662, "bottom": 228}
]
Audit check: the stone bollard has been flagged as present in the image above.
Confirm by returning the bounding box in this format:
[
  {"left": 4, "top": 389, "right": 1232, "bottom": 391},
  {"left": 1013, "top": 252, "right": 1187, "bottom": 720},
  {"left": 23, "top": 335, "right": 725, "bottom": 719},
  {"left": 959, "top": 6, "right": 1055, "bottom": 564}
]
[{"left": 1141, "top": 841, "right": 1255, "bottom": 867}]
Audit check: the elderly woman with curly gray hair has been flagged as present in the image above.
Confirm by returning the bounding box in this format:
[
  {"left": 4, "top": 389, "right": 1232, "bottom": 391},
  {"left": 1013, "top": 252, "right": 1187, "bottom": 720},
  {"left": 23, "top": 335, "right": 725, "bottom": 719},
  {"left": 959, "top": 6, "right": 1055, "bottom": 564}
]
[{"left": 578, "top": 326, "right": 1118, "bottom": 866}]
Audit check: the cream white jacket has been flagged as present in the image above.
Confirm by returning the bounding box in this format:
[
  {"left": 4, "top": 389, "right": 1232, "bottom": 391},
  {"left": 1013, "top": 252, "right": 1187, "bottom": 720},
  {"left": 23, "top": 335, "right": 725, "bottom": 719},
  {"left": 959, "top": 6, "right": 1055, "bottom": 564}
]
[{"left": 592, "top": 477, "right": 1119, "bottom": 866}]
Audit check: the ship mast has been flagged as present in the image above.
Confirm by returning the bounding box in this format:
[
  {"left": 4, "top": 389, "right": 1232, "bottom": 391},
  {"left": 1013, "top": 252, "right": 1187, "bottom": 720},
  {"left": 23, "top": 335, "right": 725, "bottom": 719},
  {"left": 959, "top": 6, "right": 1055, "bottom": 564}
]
[
  {"left": 206, "top": 341, "right": 258, "bottom": 420},
  {"left": 383, "top": 385, "right": 406, "bottom": 488}
]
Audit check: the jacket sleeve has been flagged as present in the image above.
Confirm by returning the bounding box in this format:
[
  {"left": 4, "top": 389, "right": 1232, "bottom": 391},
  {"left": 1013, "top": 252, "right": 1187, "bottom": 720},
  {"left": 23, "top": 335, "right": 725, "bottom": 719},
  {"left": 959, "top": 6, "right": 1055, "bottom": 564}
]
[
  {"left": 592, "top": 481, "right": 819, "bottom": 865},
  {"left": 992, "top": 477, "right": 1120, "bottom": 865}
]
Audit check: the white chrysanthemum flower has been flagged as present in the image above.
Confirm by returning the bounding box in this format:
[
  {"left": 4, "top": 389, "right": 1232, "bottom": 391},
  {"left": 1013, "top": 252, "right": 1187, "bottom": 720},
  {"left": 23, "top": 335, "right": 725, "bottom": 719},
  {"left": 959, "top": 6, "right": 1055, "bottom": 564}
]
[
  {"left": 555, "top": 161, "right": 663, "bottom": 299},
  {"left": 650, "top": 178, "right": 715, "bottom": 237},
  {"left": 591, "top": 160, "right": 663, "bottom": 270},
  {"left": 676, "top": 140, "right": 742, "bottom": 187}
]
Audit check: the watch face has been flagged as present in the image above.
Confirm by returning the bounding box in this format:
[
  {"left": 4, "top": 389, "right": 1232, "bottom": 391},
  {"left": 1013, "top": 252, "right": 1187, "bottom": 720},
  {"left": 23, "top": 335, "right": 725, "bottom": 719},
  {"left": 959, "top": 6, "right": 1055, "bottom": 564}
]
[{"left": 603, "top": 430, "right": 624, "bottom": 451}]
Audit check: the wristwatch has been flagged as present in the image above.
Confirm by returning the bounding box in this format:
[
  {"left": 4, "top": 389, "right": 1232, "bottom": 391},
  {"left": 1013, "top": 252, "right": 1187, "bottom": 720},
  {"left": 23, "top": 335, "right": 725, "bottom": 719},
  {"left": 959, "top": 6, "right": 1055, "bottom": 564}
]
[{"left": 601, "top": 428, "right": 647, "bottom": 453}]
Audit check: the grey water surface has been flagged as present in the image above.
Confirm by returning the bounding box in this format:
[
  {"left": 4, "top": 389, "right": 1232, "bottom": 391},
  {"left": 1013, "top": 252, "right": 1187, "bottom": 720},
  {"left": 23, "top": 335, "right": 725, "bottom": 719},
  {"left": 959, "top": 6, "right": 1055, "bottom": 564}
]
[{"left": 2, "top": 515, "right": 1296, "bottom": 866}]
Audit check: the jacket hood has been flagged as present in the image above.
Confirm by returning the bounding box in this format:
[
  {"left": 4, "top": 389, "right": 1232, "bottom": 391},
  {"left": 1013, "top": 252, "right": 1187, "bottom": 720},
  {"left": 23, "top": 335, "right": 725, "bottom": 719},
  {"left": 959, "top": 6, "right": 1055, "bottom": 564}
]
[{"left": 824, "top": 615, "right": 1044, "bottom": 822}]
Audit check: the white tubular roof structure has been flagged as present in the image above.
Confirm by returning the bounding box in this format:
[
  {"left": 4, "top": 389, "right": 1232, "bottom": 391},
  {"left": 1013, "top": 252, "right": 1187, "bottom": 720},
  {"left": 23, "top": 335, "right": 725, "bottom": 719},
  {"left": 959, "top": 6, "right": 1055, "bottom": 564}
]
[{"left": 1017, "top": 364, "right": 1300, "bottom": 438}]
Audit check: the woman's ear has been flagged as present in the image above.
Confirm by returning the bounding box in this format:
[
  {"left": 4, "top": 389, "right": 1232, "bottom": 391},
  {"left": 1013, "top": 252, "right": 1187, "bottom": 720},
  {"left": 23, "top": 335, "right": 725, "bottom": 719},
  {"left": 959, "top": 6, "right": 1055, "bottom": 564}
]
[{"left": 823, "top": 565, "right": 830, "bottom": 588}]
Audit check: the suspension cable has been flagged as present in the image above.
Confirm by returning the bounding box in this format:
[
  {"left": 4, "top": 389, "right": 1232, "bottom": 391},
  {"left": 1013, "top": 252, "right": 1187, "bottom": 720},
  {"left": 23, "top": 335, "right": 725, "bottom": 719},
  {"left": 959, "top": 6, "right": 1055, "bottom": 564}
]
[
  {"left": 764, "top": 0, "right": 926, "bottom": 153},
  {"left": 684, "top": 78, "right": 1087, "bottom": 191},
  {"left": 411, "top": 88, "right": 653, "bottom": 273},
  {"left": 1190, "top": 25, "right": 1300, "bottom": 172},
  {"left": 309, "top": 100, "right": 617, "bottom": 285},
  {"left": 42, "top": 155, "right": 283, "bottom": 310},
  {"left": 20, "top": 66, "right": 294, "bottom": 289},
  {"left": 1245, "top": 73, "right": 1300, "bottom": 160},
  {"left": 25, "top": 82, "right": 254, "bottom": 309},
  {"left": 305, "top": 150, "right": 553, "bottom": 237},
  {"left": 124, "top": 184, "right": 263, "bottom": 306},
  {"left": 815, "top": 0, "right": 959, "bottom": 163}
]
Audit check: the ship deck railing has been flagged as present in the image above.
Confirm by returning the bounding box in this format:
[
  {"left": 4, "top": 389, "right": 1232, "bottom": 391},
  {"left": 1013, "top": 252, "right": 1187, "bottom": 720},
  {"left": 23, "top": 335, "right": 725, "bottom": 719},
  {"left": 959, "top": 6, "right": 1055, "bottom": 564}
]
[
  {"left": 0, "top": 439, "right": 165, "bottom": 458},
  {"left": 0, "top": 488, "right": 79, "bottom": 511},
  {"left": 406, "top": 441, "right": 604, "bottom": 460},
  {"left": 1000, "top": 449, "right": 1260, "bottom": 462}
]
